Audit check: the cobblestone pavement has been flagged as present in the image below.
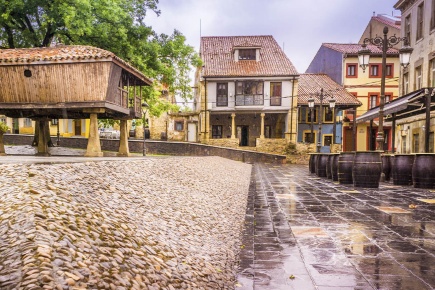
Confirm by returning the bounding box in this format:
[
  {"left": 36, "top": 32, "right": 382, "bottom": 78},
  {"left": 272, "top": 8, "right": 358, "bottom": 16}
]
[
  {"left": 0, "top": 153, "right": 251, "bottom": 289},
  {"left": 237, "top": 163, "right": 435, "bottom": 290}
]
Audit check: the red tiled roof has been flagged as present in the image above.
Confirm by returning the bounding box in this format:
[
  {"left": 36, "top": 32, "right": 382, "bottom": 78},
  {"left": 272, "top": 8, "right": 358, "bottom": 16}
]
[
  {"left": 373, "top": 15, "right": 401, "bottom": 30},
  {"left": 200, "top": 35, "right": 298, "bottom": 77},
  {"left": 0, "top": 45, "right": 152, "bottom": 85},
  {"left": 298, "top": 74, "right": 361, "bottom": 106},
  {"left": 322, "top": 43, "right": 399, "bottom": 56}
]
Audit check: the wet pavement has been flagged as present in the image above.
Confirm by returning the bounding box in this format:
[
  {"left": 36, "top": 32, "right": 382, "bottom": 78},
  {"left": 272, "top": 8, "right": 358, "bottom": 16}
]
[{"left": 237, "top": 163, "right": 435, "bottom": 290}]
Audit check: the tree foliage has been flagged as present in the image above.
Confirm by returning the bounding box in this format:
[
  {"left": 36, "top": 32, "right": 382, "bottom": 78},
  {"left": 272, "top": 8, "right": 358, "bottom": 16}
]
[{"left": 0, "top": 0, "right": 201, "bottom": 117}]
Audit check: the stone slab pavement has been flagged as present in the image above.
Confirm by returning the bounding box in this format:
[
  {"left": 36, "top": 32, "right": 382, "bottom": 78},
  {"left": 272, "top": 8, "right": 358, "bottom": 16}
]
[{"left": 237, "top": 163, "right": 435, "bottom": 290}]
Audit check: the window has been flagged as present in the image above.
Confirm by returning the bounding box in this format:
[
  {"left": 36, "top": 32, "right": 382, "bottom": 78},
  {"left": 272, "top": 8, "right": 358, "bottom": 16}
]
[
  {"left": 174, "top": 121, "right": 184, "bottom": 131},
  {"left": 24, "top": 118, "right": 32, "bottom": 127},
  {"left": 416, "top": 66, "right": 422, "bottom": 89},
  {"left": 212, "top": 125, "right": 222, "bottom": 138},
  {"left": 346, "top": 64, "right": 357, "bottom": 77},
  {"left": 304, "top": 131, "right": 315, "bottom": 143},
  {"left": 324, "top": 107, "right": 333, "bottom": 122},
  {"left": 51, "top": 119, "right": 58, "bottom": 125},
  {"left": 432, "top": 0, "right": 435, "bottom": 30},
  {"left": 431, "top": 60, "right": 435, "bottom": 87},
  {"left": 306, "top": 108, "right": 318, "bottom": 123},
  {"left": 264, "top": 125, "right": 271, "bottom": 138},
  {"left": 413, "top": 133, "right": 420, "bottom": 152},
  {"left": 370, "top": 64, "right": 380, "bottom": 77},
  {"left": 270, "top": 82, "right": 282, "bottom": 106},
  {"left": 238, "top": 49, "right": 256, "bottom": 60},
  {"left": 417, "top": 3, "right": 424, "bottom": 41},
  {"left": 323, "top": 135, "right": 333, "bottom": 146},
  {"left": 405, "top": 15, "right": 411, "bottom": 44},
  {"left": 404, "top": 73, "right": 409, "bottom": 94},
  {"left": 235, "top": 80, "right": 264, "bottom": 106},
  {"left": 385, "top": 94, "right": 392, "bottom": 104},
  {"left": 430, "top": 132, "right": 434, "bottom": 152},
  {"left": 216, "top": 83, "right": 228, "bottom": 106},
  {"left": 369, "top": 94, "right": 378, "bottom": 109},
  {"left": 386, "top": 64, "right": 393, "bottom": 77}
]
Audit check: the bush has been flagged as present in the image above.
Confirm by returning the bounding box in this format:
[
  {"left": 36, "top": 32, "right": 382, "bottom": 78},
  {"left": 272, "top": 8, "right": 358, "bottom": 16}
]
[{"left": 0, "top": 122, "right": 9, "bottom": 133}]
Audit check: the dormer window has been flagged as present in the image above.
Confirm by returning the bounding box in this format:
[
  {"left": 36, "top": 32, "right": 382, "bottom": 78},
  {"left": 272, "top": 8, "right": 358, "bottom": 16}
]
[{"left": 238, "top": 49, "right": 256, "bottom": 60}]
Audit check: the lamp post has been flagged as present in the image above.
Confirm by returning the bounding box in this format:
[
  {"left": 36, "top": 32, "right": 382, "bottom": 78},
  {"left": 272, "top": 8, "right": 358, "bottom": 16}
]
[
  {"left": 358, "top": 26, "right": 413, "bottom": 151},
  {"left": 308, "top": 97, "right": 315, "bottom": 144},
  {"left": 141, "top": 102, "right": 149, "bottom": 156},
  {"left": 329, "top": 98, "right": 336, "bottom": 145},
  {"left": 308, "top": 89, "right": 336, "bottom": 152}
]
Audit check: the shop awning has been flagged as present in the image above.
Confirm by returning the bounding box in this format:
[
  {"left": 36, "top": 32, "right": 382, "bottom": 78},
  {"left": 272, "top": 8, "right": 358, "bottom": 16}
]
[{"left": 356, "top": 89, "right": 426, "bottom": 123}]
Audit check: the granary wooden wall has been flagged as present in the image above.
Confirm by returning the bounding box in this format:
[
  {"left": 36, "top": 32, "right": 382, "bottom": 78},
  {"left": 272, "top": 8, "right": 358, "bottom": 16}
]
[{"left": 0, "top": 61, "right": 115, "bottom": 104}]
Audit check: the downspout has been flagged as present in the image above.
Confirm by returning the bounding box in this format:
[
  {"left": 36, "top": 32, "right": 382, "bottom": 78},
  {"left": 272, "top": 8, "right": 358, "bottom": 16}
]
[
  {"left": 290, "top": 77, "right": 296, "bottom": 143},
  {"left": 204, "top": 77, "right": 207, "bottom": 140}
]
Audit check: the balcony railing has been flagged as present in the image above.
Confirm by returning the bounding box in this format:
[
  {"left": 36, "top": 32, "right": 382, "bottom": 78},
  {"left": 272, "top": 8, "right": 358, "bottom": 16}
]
[{"left": 235, "top": 95, "right": 264, "bottom": 106}]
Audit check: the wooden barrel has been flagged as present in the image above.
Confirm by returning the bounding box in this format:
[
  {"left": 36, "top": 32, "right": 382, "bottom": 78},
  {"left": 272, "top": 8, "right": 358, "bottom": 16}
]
[
  {"left": 412, "top": 153, "right": 435, "bottom": 188},
  {"left": 381, "top": 154, "right": 392, "bottom": 181},
  {"left": 338, "top": 152, "right": 354, "bottom": 184},
  {"left": 326, "top": 154, "right": 333, "bottom": 179},
  {"left": 391, "top": 154, "right": 415, "bottom": 186},
  {"left": 316, "top": 154, "right": 328, "bottom": 177},
  {"left": 331, "top": 154, "right": 340, "bottom": 181},
  {"left": 308, "top": 153, "right": 317, "bottom": 174},
  {"left": 353, "top": 151, "right": 382, "bottom": 188}
]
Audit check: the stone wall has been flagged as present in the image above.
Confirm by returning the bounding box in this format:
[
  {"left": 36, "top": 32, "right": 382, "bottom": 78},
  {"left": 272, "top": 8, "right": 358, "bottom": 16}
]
[
  {"left": 206, "top": 138, "right": 239, "bottom": 148},
  {"left": 256, "top": 138, "right": 287, "bottom": 155},
  {"left": 3, "top": 134, "right": 286, "bottom": 164}
]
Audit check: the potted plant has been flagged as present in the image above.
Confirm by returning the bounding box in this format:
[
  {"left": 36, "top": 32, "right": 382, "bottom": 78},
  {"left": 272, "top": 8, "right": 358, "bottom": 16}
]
[{"left": 0, "top": 121, "right": 9, "bottom": 155}]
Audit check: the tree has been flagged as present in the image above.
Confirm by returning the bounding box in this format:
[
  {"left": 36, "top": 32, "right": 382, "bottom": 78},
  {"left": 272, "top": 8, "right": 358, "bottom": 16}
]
[{"left": 0, "top": 0, "right": 201, "bottom": 125}]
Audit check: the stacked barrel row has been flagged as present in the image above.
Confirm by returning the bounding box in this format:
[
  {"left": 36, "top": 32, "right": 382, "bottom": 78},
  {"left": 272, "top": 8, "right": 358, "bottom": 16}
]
[
  {"left": 381, "top": 153, "right": 435, "bottom": 188},
  {"left": 309, "top": 152, "right": 435, "bottom": 189}
]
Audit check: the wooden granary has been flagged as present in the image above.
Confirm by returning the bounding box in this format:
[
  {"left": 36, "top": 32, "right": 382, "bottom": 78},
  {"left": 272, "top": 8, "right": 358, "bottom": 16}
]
[{"left": 0, "top": 45, "right": 152, "bottom": 156}]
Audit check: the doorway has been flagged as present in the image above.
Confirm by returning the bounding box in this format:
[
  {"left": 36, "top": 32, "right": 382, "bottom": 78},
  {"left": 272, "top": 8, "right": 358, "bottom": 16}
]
[
  {"left": 237, "top": 126, "right": 249, "bottom": 146},
  {"left": 344, "top": 128, "right": 355, "bottom": 151},
  {"left": 187, "top": 123, "right": 197, "bottom": 142},
  {"left": 74, "top": 120, "right": 82, "bottom": 136}
]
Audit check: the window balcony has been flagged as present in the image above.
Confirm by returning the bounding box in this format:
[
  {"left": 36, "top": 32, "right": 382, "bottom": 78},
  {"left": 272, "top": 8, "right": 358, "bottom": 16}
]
[{"left": 235, "top": 95, "right": 264, "bottom": 106}]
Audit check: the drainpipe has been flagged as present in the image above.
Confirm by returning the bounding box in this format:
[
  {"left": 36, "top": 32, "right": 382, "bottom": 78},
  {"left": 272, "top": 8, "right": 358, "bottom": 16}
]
[
  {"left": 289, "top": 77, "right": 295, "bottom": 143},
  {"left": 204, "top": 77, "right": 207, "bottom": 141}
]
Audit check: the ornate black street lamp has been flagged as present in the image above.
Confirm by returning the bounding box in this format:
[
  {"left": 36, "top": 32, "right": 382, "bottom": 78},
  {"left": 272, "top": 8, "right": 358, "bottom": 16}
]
[
  {"left": 308, "top": 89, "right": 336, "bottom": 152},
  {"left": 358, "top": 26, "right": 413, "bottom": 151},
  {"left": 141, "top": 102, "right": 149, "bottom": 156}
]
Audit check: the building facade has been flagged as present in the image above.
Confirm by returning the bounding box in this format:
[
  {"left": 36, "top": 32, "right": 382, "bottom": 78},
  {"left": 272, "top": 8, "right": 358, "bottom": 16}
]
[
  {"left": 306, "top": 43, "right": 400, "bottom": 151},
  {"left": 393, "top": 0, "right": 435, "bottom": 153},
  {"left": 195, "top": 35, "right": 299, "bottom": 154}
]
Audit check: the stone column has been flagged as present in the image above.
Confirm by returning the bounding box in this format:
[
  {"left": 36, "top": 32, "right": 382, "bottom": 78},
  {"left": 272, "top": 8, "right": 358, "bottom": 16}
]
[
  {"left": 117, "top": 119, "right": 130, "bottom": 157},
  {"left": 205, "top": 111, "right": 210, "bottom": 142},
  {"left": 285, "top": 111, "right": 292, "bottom": 141},
  {"left": 85, "top": 113, "right": 103, "bottom": 157},
  {"left": 36, "top": 120, "right": 50, "bottom": 156},
  {"left": 260, "top": 113, "right": 265, "bottom": 139},
  {"left": 231, "top": 113, "right": 236, "bottom": 139},
  {"left": 0, "top": 132, "right": 6, "bottom": 156}
]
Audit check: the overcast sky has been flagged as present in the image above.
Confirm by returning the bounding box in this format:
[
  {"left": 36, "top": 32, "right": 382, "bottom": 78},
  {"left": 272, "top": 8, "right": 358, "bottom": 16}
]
[{"left": 146, "top": 0, "right": 400, "bottom": 73}]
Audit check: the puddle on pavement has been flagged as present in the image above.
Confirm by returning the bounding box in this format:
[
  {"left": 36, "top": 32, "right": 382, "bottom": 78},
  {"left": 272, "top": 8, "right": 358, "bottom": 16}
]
[
  {"left": 291, "top": 226, "right": 328, "bottom": 237},
  {"left": 376, "top": 206, "right": 411, "bottom": 214},
  {"left": 417, "top": 198, "right": 435, "bottom": 204}
]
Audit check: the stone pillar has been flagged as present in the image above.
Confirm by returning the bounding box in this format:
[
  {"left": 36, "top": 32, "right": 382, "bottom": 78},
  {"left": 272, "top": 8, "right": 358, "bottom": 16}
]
[
  {"left": 205, "top": 111, "right": 210, "bottom": 142},
  {"left": 36, "top": 120, "right": 50, "bottom": 156},
  {"left": 231, "top": 113, "right": 236, "bottom": 139},
  {"left": 117, "top": 119, "right": 130, "bottom": 157},
  {"left": 0, "top": 132, "right": 6, "bottom": 156},
  {"left": 85, "top": 113, "right": 103, "bottom": 157},
  {"left": 260, "top": 113, "right": 265, "bottom": 139}
]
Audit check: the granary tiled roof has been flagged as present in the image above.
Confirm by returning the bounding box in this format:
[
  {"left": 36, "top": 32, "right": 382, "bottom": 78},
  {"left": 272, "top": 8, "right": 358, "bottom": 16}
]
[
  {"left": 298, "top": 74, "right": 361, "bottom": 107},
  {"left": 0, "top": 45, "right": 152, "bottom": 85},
  {"left": 322, "top": 43, "right": 399, "bottom": 56},
  {"left": 200, "top": 35, "right": 299, "bottom": 77}
]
